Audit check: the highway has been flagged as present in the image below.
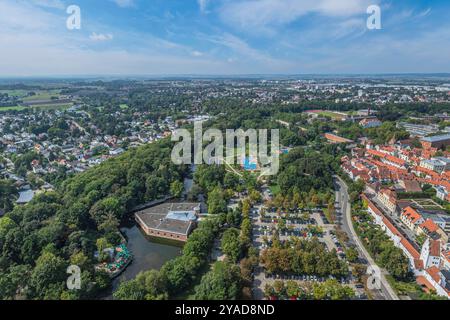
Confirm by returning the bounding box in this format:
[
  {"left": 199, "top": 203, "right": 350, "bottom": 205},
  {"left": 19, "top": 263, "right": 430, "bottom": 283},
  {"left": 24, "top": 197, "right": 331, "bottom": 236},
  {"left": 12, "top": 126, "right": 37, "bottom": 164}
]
[{"left": 334, "top": 176, "right": 399, "bottom": 300}]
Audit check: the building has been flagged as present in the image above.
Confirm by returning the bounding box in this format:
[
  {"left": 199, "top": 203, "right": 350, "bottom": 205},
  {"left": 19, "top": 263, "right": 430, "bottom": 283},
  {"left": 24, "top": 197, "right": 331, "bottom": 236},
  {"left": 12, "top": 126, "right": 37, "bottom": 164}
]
[
  {"left": 435, "top": 186, "right": 449, "bottom": 201},
  {"left": 324, "top": 133, "right": 354, "bottom": 144},
  {"left": 397, "top": 179, "right": 422, "bottom": 193},
  {"left": 420, "top": 159, "right": 447, "bottom": 173},
  {"left": 418, "top": 219, "right": 440, "bottom": 237},
  {"left": 401, "top": 206, "right": 424, "bottom": 231},
  {"left": 16, "top": 189, "right": 35, "bottom": 205},
  {"left": 421, "top": 134, "right": 450, "bottom": 149},
  {"left": 420, "top": 238, "right": 441, "bottom": 269},
  {"left": 423, "top": 267, "right": 450, "bottom": 298},
  {"left": 135, "top": 202, "right": 205, "bottom": 242},
  {"left": 435, "top": 157, "right": 450, "bottom": 171},
  {"left": 377, "top": 188, "right": 397, "bottom": 213}
]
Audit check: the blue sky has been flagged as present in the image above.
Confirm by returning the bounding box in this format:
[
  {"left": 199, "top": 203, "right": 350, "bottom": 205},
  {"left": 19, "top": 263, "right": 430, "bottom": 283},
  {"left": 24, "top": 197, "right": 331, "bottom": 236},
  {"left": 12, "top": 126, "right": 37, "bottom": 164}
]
[{"left": 0, "top": 0, "right": 449, "bottom": 76}]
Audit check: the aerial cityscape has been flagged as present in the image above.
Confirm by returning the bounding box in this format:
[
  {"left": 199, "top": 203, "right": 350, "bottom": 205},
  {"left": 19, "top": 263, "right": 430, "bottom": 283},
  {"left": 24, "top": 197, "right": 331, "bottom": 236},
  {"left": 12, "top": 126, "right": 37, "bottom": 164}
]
[{"left": 0, "top": 0, "right": 449, "bottom": 311}]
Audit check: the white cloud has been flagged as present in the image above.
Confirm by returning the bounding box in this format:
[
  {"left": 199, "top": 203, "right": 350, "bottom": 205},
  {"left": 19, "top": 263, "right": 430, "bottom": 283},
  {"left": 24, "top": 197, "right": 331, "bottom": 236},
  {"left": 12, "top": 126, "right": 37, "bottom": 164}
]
[
  {"left": 30, "top": 0, "right": 65, "bottom": 9},
  {"left": 111, "top": 0, "right": 135, "bottom": 8},
  {"left": 198, "top": 0, "right": 209, "bottom": 13},
  {"left": 191, "top": 50, "right": 204, "bottom": 57},
  {"left": 31, "top": 0, "right": 65, "bottom": 9},
  {"left": 219, "top": 0, "right": 376, "bottom": 33},
  {"left": 417, "top": 8, "right": 432, "bottom": 18},
  {"left": 89, "top": 32, "right": 114, "bottom": 41}
]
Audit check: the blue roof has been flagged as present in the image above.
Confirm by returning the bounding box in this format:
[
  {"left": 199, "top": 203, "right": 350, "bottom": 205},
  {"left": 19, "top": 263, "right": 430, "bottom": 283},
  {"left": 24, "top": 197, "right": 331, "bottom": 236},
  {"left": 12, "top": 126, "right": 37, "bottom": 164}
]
[
  {"left": 421, "top": 134, "right": 450, "bottom": 143},
  {"left": 16, "top": 190, "right": 34, "bottom": 204},
  {"left": 243, "top": 157, "right": 257, "bottom": 170},
  {"left": 166, "top": 211, "right": 197, "bottom": 222}
]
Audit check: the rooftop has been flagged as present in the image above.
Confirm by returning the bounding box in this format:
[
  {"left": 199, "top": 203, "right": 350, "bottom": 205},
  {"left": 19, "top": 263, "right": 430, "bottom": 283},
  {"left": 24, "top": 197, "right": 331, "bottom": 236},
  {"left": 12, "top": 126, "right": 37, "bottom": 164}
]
[
  {"left": 421, "top": 134, "right": 450, "bottom": 143},
  {"left": 135, "top": 202, "right": 204, "bottom": 236}
]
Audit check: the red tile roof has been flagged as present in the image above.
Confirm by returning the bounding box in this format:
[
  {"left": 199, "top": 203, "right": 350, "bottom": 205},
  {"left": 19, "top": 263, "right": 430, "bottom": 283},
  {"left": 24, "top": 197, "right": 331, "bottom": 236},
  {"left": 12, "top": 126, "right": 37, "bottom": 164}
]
[
  {"left": 401, "top": 206, "right": 423, "bottom": 224},
  {"left": 426, "top": 266, "right": 441, "bottom": 283},
  {"left": 420, "top": 219, "right": 439, "bottom": 234},
  {"left": 429, "top": 240, "right": 441, "bottom": 257}
]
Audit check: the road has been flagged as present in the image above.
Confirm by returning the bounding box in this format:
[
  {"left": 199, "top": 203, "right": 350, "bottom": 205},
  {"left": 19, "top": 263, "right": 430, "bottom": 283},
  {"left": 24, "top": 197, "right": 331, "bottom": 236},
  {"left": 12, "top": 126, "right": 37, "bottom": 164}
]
[{"left": 334, "top": 176, "right": 399, "bottom": 301}]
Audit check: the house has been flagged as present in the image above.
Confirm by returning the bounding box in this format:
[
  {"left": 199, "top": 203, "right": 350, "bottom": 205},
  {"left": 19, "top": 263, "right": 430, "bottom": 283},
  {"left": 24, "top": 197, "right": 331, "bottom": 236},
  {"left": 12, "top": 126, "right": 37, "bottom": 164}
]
[
  {"left": 418, "top": 219, "right": 440, "bottom": 237},
  {"left": 435, "top": 186, "right": 449, "bottom": 201},
  {"left": 383, "top": 155, "right": 407, "bottom": 169},
  {"left": 420, "top": 159, "right": 447, "bottom": 173},
  {"left": 400, "top": 206, "right": 424, "bottom": 232},
  {"left": 423, "top": 266, "right": 450, "bottom": 298},
  {"left": 398, "top": 179, "right": 422, "bottom": 193},
  {"left": 377, "top": 188, "right": 397, "bottom": 213},
  {"left": 420, "top": 239, "right": 441, "bottom": 269}
]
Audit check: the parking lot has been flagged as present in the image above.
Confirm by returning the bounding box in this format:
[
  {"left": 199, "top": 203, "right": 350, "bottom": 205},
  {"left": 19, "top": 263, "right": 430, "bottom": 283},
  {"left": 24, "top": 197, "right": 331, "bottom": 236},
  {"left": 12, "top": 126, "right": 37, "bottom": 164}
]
[{"left": 251, "top": 186, "right": 364, "bottom": 299}]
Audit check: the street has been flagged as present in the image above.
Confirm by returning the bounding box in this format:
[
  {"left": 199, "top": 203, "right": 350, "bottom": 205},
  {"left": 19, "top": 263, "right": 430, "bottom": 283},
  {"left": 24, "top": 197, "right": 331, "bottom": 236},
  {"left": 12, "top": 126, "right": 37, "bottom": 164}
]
[{"left": 334, "top": 176, "right": 399, "bottom": 300}]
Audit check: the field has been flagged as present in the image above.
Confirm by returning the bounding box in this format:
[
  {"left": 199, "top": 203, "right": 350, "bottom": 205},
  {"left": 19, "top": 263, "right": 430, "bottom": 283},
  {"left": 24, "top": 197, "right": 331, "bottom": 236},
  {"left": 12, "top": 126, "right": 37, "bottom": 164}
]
[
  {"left": 0, "top": 102, "right": 73, "bottom": 112},
  {"left": 305, "top": 110, "right": 348, "bottom": 120},
  {"left": 22, "top": 90, "right": 61, "bottom": 101},
  {"left": 120, "top": 104, "right": 129, "bottom": 109},
  {"left": 0, "top": 105, "right": 28, "bottom": 111}
]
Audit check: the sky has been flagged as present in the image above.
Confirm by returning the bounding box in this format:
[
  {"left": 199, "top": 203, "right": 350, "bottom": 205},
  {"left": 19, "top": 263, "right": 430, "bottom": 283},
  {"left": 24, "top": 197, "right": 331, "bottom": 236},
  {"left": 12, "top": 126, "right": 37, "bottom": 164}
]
[{"left": 0, "top": 0, "right": 449, "bottom": 76}]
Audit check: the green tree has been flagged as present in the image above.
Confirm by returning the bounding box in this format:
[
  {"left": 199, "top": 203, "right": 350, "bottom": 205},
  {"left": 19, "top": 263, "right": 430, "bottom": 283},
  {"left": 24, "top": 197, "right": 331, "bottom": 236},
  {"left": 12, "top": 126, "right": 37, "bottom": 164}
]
[
  {"left": 194, "top": 261, "right": 241, "bottom": 300},
  {"left": 170, "top": 180, "right": 184, "bottom": 199},
  {"left": 207, "top": 187, "right": 227, "bottom": 215},
  {"left": 30, "top": 252, "right": 67, "bottom": 298},
  {"left": 221, "top": 228, "right": 241, "bottom": 263}
]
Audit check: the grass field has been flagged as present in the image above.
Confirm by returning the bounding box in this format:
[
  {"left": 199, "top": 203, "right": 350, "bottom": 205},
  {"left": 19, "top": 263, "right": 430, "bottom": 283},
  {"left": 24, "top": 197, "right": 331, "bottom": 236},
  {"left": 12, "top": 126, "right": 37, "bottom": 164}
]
[
  {"left": 0, "top": 89, "right": 28, "bottom": 97},
  {"left": 0, "top": 102, "right": 73, "bottom": 112},
  {"left": 119, "top": 104, "right": 129, "bottom": 109},
  {"left": 317, "top": 111, "right": 347, "bottom": 120},
  {"left": 0, "top": 105, "right": 28, "bottom": 111},
  {"left": 306, "top": 110, "right": 348, "bottom": 120},
  {"left": 22, "top": 90, "right": 61, "bottom": 101}
]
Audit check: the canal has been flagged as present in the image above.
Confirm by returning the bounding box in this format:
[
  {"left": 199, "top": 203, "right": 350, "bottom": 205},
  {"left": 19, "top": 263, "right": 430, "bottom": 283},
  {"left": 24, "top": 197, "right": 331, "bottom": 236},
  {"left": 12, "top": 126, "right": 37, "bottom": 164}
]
[{"left": 106, "top": 221, "right": 183, "bottom": 298}]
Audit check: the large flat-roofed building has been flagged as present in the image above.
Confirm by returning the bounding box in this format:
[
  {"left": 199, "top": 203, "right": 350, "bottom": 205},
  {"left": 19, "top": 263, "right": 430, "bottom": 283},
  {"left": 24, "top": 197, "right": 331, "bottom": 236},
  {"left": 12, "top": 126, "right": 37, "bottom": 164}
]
[
  {"left": 135, "top": 202, "right": 205, "bottom": 242},
  {"left": 421, "top": 134, "right": 450, "bottom": 149}
]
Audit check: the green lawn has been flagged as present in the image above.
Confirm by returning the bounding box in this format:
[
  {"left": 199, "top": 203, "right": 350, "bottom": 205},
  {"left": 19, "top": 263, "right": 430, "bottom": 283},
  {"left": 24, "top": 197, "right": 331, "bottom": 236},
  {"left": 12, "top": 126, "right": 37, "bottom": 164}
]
[
  {"left": 0, "top": 89, "right": 28, "bottom": 97},
  {"left": 0, "top": 105, "right": 28, "bottom": 111},
  {"left": 317, "top": 111, "right": 347, "bottom": 120},
  {"left": 28, "top": 103, "right": 73, "bottom": 110},
  {"left": 120, "top": 104, "right": 129, "bottom": 110},
  {"left": 22, "top": 90, "right": 61, "bottom": 101},
  {"left": 0, "top": 103, "right": 73, "bottom": 112}
]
